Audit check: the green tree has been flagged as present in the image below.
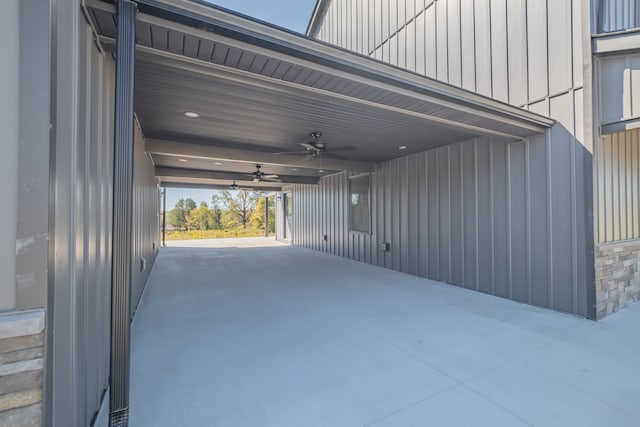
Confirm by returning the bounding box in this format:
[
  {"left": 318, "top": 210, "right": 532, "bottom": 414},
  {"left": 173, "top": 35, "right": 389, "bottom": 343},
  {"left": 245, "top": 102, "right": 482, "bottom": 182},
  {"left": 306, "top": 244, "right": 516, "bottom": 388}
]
[
  {"left": 168, "top": 198, "right": 197, "bottom": 230},
  {"left": 186, "top": 202, "right": 214, "bottom": 230},
  {"left": 210, "top": 200, "right": 223, "bottom": 230},
  {"left": 249, "top": 197, "right": 275, "bottom": 232},
  {"left": 212, "top": 190, "right": 260, "bottom": 228}
]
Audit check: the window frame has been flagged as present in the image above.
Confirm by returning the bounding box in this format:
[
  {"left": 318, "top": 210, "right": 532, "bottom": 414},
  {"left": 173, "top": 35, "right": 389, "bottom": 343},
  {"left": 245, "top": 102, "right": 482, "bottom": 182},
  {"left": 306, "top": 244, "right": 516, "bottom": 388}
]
[{"left": 348, "top": 173, "right": 372, "bottom": 234}]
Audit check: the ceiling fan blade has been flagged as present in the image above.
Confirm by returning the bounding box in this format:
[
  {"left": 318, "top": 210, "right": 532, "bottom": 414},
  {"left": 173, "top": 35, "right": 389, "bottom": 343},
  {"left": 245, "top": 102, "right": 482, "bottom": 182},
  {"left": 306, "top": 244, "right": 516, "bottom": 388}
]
[
  {"left": 263, "top": 174, "right": 280, "bottom": 179},
  {"left": 238, "top": 187, "right": 255, "bottom": 191},
  {"left": 327, "top": 146, "right": 357, "bottom": 152},
  {"left": 262, "top": 177, "right": 282, "bottom": 182},
  {"left": 299, "top": 142, "right": 317, "bottom": 151}
]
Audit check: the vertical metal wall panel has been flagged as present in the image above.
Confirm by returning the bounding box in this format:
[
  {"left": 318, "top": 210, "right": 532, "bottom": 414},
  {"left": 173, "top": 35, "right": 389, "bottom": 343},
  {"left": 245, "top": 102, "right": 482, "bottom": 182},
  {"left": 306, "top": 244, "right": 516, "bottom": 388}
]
[
  {"left": 311, "top": 0, "right": 586, "bottom": 137},
  {"left": 407, "top": 156, "right": 419, "bottom": 275},
  {"left": 475, "top": 141, "right": 493, "bottom": 294},
  {"left": 49, "top": 6, "right": 161, "bottom": 425},
  {"left": 462, "top": 142, "right": 477, "bottom": 289},
  {"left": 287, "top": 131, "right": 594, "bottom": 317},
  {"left": 492, "top": 142, "right": 509, "bottom": 298},
  {"left": 509, "top": 142, "right": 528, "bottom": 302},
  {"left": 473, "top": 0, "right": 493, "bottom": 97},
  {"left": 400, "top": 157, "right": 410, "bottom": 272},
  {"left": 15, "top": 0, "right": 51, "bottom": 312},
  {"left": 490, "top": 0, "right": 509, "bottom": 103},
  {"left": 447, "top": 0, "right": 462, "bottom": 87},
  {"left": 548, "top": 0, "right": 573, "bottom": 95},
  {"left": 426, "top": 151, "right": 439, "bottom": 278},
  {"left": 417, "top": 153, "right": 429, "bottom": 278},
  {"left": 425, "top": 6, "right": 437, "bottom": 78},
  {"left": 507, "top": 0, "right": 527, "bottom": 107},
  {"left": 527, "top": 0, "right": 549, "bottom": 102},
  {"left": 48, "top": 3, "right": 160, "bottom": 423},
  {"left": 595, "top": 129, "right": 640, "bottom": 243},
  {"left": 130, "top": 123, "right": 160, "bottom": 318},
  {"left": 437, "top": 147, "right": 451, "bottom": 283},
  {"left": 305, "top": 1, "right": 595, "bottom": 317},
  {"left": 550, "top": 126, "right": 576, "bottom": 312},
  {"left": 598, "top": 0, "right": 639, "bottom": 32},
  {"left": 599, "top": 54, "right": 640, "bottom": 123},
  {"left": 632, "top": 56, "right": 640, "bottom": 117},
  {"left": 436, "top": 0, "right": 449, "bottom": 81},
  {"left": 528, "top": 133, "right": 550, "bottom": 308},
  {"left": 460, "top": 0, "right": 476, "bottom": 92},
  {"left": 449, "top": 143, "right": 464, "bottom": 286},
  {"left": 572, "top": 0, "right": 584, "bottom": 87}
]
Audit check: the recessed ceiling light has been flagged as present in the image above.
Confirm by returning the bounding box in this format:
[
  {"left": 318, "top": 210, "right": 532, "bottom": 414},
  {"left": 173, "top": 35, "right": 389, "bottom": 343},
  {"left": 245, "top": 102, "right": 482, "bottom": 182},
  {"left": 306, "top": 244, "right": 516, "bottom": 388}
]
[
  {"left": 178, "top": 158, "right": 188, "bottom": 162},
  {"left": 291, "top": 168, "right": 297, "bottom": 171},
  {"left": 319, "top": 170, "right": 325, "bottom": 173},
  {"left": 214, "top": 162, "right": 223, "bottom": 165},
  {"left": 398, "top": 145, "right": 408, "bottom": 150},
  {"left": 184, "top": 111, "right": 200, "bottom": 118}
]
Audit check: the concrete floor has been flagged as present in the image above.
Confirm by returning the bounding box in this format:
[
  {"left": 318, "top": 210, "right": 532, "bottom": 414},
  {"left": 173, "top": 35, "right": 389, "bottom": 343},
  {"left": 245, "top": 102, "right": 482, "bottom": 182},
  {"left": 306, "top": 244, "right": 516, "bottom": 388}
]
[{"left": 131, "top": 237, "right": 640, "bottom": 426}]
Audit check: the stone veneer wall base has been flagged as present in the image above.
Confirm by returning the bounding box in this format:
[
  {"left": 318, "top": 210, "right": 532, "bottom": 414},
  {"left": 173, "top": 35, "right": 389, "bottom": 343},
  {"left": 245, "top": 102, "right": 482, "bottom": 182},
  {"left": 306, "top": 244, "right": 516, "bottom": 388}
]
[
  {"left": 0, "top": 310, "right": 45, "bottom": 427},
  {"left": 595, "top": 239, "right": 640, "bottom": 319}
]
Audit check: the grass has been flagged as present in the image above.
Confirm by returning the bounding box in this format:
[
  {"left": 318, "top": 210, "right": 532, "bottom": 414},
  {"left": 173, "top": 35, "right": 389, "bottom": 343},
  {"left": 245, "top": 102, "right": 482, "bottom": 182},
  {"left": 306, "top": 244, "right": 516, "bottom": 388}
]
[{"left": 166, "top": 228, "right": 274, "bottom": 240}]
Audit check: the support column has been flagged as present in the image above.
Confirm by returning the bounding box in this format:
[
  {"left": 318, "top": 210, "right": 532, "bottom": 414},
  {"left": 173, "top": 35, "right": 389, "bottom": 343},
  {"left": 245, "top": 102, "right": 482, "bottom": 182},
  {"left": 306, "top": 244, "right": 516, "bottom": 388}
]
[
  {"left": 162, "top": 187, "right": 166, "bottom": 246},
  {"left": 0, "top": 0, "right": 19, "bottom": 311},
  {"left": 110, "top": 1, "right": 136, "bottom": 426}
]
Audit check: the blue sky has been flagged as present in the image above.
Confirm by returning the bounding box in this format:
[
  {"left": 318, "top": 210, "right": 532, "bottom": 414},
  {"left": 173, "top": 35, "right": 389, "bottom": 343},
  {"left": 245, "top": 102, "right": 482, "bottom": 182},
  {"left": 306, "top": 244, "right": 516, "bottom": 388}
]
[
  {"left": 165, "top": 1, "right": 317, "bottom": 210},
  {"left": 206, "top": 0, "right": 317, "bottom": 34}
]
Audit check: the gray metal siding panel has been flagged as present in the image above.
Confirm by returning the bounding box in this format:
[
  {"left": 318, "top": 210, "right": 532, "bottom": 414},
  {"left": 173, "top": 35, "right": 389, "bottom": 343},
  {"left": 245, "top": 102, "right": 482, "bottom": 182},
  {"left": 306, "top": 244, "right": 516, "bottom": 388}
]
[
  {"left": 507, "top": 0, "right": 528, "bottom": 107},
  {"left": 289, "top": 129, "right": 593, "bottom": 317},
  {"left": 475, "top": 141, "right": 492, "bottom": 294},
  {"left": 548, "top": 0, "right": 573, "bottom": 95},
  {"left": 509, "top": 141, "right": 528, "bottom": 302},
  {"left": 449, "top": 143, "right": 464, "bottom": 286},
  {"left": 50, "top": 10, "right": 144, "bottom": 425},
  {"left": 595, "top": 128, "right": 640, "bottom": 243},
  {"left": 312, "top": 0, "right": 584, "bottom": 140},
  {"left": 130, "top": 123, "right": 160, "bottom": 318},
  {"left": 492, "top": 141, "right": 509, "bottom": 298},
  {"left": 460, "top": 0, "right": 476, "bottom": 92},
  {"left": 490, "top": 0, "right": 509, "bottom": 103},
  {"left": 447, "top": 0, "right": 462, "bottom": 87},
  {"left": 474, "top": 0, "right": 493, "bottom": 97},
  {"left": 462, "top": 142, "right": 478, "bottom": 289},
  {"left": 550, "top": 125, "right": 575, "bottom": 312},
  {"left": 436, "top": 0, "right": 449, "bottom": 81},
  {"left": 529, "top": 133, "right": 550, "bottom": 308},
  {"left": 598, "top": 0, "right": 639, "bottom": 32}
]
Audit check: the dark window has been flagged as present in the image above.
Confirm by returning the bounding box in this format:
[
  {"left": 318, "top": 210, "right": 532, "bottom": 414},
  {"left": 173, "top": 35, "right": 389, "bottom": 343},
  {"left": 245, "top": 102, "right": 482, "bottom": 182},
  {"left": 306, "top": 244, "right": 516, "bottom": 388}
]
[{"left": 349, "top": 174, "right": 370, "bottom": 233}]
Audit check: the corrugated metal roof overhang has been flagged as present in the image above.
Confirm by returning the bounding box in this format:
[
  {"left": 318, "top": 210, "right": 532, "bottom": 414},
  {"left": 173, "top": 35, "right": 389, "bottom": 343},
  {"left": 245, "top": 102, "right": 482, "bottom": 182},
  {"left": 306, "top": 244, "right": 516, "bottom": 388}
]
[{"left": 85, "top": 0, "right": 554, "bottom": 187}]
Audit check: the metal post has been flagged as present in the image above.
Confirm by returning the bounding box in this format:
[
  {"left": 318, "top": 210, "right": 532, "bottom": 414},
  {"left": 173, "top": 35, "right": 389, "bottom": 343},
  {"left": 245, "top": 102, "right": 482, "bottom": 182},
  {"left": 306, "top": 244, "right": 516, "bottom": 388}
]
[
  {"left": 264, "top": 195, "right": 269, "bottom": 237},
  {"left": 110, "top": 1, "right": 136, "bottom": 426},
  {"left": 162, "top": 187, "right": 166, "bottom": 246}
]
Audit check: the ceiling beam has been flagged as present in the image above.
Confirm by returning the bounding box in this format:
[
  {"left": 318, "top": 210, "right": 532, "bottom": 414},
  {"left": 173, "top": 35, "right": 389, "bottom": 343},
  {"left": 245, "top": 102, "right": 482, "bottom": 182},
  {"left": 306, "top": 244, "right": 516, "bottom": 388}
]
[
  {"left": 155, "top": 166, "right": 320, "bottom": 185},
  {"left": 147, "top": 139, "right": 376, "bottom": 173},
  {"left": 161, "top": 181, "right": 281, "bottom": 192}
]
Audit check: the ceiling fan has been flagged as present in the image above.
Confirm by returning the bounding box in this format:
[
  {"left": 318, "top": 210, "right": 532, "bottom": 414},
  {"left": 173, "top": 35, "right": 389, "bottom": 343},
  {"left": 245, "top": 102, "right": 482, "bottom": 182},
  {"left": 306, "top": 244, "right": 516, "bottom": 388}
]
[
  {"left": 273, "top": 131, "right": 357, "bottom": 160},
  {"left": 229, "top": 181, "right": 254, "bottom": 191},
  {"left": 245, "top": 164, "right": 281, "bottom": 183}
]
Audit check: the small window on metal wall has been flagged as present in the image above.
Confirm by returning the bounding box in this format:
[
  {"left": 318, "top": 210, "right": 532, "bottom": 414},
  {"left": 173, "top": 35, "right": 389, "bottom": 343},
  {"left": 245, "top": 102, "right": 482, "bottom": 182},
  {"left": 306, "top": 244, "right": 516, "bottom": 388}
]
[{"left": 349, "top": 174, "right": 371, "bottom": 233}]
